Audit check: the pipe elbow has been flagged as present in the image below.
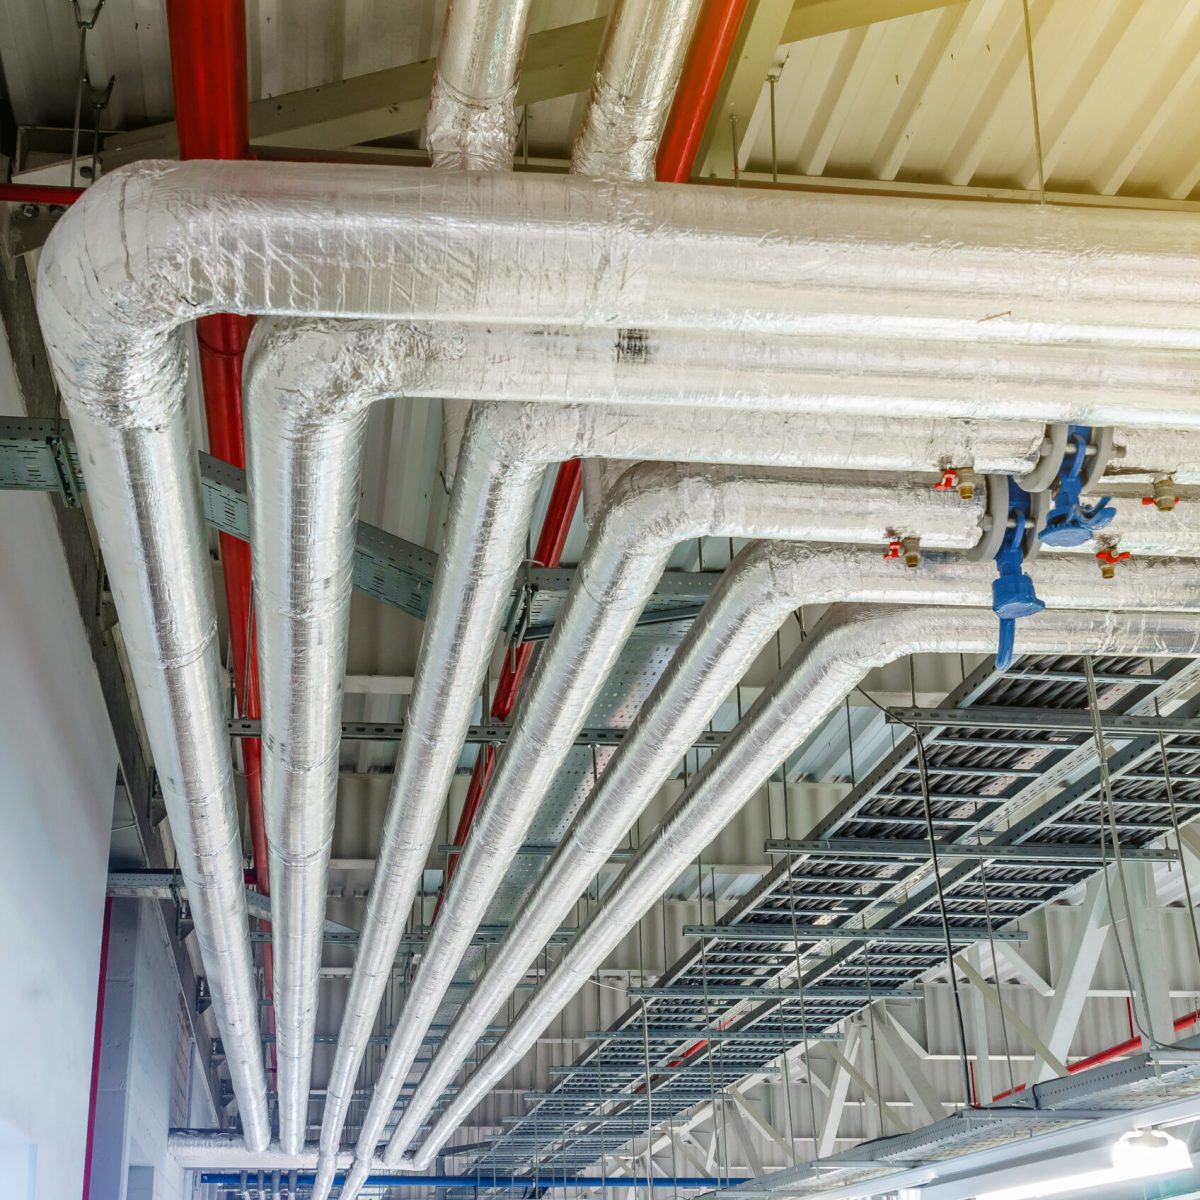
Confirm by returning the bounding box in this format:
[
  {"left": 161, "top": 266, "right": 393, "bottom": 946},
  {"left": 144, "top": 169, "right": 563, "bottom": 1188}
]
[
  {"left": 244, "top": 318, "right": 457, "bottom": 428},
  {"left": 37, "top": 162, "right": 188, "bottom": 427}
]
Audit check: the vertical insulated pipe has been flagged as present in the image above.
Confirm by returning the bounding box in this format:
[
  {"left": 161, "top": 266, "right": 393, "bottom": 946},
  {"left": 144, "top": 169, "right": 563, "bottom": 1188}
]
[{"left": 164, "top": 0, "right": 279, "bottom": 1104}]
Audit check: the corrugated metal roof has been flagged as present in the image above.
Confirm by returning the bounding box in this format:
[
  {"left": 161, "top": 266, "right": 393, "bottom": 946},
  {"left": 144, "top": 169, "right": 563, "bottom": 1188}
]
[{"left": 741, "top": 0, "right": 1200, "bottom": 200}]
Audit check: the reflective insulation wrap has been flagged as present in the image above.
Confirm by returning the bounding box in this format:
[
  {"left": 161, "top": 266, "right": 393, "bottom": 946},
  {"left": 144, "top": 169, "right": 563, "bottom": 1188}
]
[
  {"left": 166, "top": 1134, "right": 360, "bottom": 1172},
  {"left": 343, "top": 466, "right": 986, "bottom": 1170},
  {"left": 383, "top": 545, "right": 1200, "bottom": 1161},
  {"left": 63, "top": 402, "right": 270, "bottom": 1143},
  {"left": 243, "top": 321, "right": 454, "bottom": 1153},
  {"left": 234, "top": 321, "right": 1028, "bottom": 1189},
  {"left": 36, "top": 161, "right": 1200, "bottom": 430},
  {"left": 307, "top": 383, "right": 989, "bottom": 1186},
  {"left": 408, "top": 600, "right": 1200, "bottom": 1168},
  {"left": 1046, "top": 494, "right": 1200, "bottom": 558},
  {"left": 426, "top": 0, "right": 531, "bottom": 169},
  {"left": 1109, "top": 427, "right": 1200, "bottom": 486},
  {"left": 572, "top": 0, "right": 703, "bottom": 181}
]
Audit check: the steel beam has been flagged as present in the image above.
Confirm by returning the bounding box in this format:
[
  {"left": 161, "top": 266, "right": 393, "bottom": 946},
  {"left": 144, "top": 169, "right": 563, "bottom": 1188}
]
[
  {"left": 682, "top": 924, "right": 1028, "bottom": 943},
  {"left": 887, "top": 706, "right": 1200, "bottom": 737},
  {"left": 227, "top": 716, "right": 726, "bottom": 749},
  {"left": 765, "top": 838, "right": 1176, "bottom": 865}
]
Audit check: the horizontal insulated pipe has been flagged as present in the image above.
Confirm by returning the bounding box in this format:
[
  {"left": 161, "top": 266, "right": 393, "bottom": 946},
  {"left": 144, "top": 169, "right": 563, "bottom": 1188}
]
[
  {"left": 243, "top": 322, "right": 1014, "bottom": 1188},
  {"left": 381, "top": 546, "right": 1200, "bottom": 1161},
  {"left": 339, "top": 468, "right": 985, "bottom": 1179},
  {"left": 406, "top": 601, "right": 1200, "bottom": 1167},
  {"left": 36, "top": 162, "right": 1200, "bottom": 424}
]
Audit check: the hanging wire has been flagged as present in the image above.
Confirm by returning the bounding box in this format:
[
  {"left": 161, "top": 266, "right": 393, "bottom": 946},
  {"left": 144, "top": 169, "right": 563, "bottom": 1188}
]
[
  {"left": 913, "top": 729, "right": 975, "bottom": 1106},
  {"left": 1084, "top": 655, "right": 1169, "bottom": 1048},
  {"left": 69, "top": 0, "right": 108, "bottom": 188},
  {"left": 767, "top": 73, "right": 780, "bottom": 183},
  {"left": 861, "top": 947, "right": 887, "bottom": 1136},
  {"left": 975, "top": 845, "right": 1017, "bottom": 1099},
  {"left": 1153, "top": 697, "right": 1200, "bottom": 977},
  {"left": 1020, "top": 0, "right": 1046, "bottom": 203}
]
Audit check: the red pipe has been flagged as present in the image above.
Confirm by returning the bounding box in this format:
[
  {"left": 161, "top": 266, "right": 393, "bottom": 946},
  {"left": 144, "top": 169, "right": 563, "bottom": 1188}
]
[
  {"left": 163, "top": 0, "right": 277, "bottom": 1078},
  {"left": 81, "top": 897, "right": 113, "bottom": 1200},
  {"left": 991, "top": 1005, "right": 1200, "bottom": 1102},
  {"left": 656, "top": 0, "right": 753, "bottom": 183},
  {"left": 0, "top": 182, "right": 86, "bottom": 205}
]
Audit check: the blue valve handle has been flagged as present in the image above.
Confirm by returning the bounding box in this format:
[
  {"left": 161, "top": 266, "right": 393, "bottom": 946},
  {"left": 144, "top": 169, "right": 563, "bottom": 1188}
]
[
  {"left": 1039, "top": 425, "right": 1115, "bottom": 547},
  {"left": 993, "top": 478, "right": 1045, "bottom": 671}
]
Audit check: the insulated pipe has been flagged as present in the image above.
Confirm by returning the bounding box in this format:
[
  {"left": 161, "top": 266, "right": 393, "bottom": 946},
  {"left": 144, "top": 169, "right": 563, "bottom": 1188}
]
[
  {"left": 37, "top": 161, "right": 1200, "bottom": 376},
  {"left": 426, "top": 0, "right": 532, "bottom": 169},
  {"left": 53, "top": 349, "right": 269, "bottom": 1149},
  {"left": 405, "top": 600, "right": 1200, "bottom": 1168},
  {"left": 340, "top": 468, "right": 985, "bottom": 1178},
  {"left": 380, "top": 546, "right": 1200, "bottom": 1162},
  {"left": 243, "top": 324, "right": 1010, "bottom": 1192},
  {"left": 574, "top": 0, "right": 705, "bottom": 181}
]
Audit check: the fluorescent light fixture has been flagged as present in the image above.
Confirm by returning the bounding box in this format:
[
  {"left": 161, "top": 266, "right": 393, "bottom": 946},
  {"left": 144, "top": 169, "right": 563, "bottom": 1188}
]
[{"left": 975, "top": 1129, "right": 1192, "bottom": 1200}]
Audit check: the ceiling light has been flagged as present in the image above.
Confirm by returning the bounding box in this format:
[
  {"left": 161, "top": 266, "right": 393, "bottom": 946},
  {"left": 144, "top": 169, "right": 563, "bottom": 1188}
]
[{"left": 974, "top": 1129, "right": 1192, "bottom": 1200}]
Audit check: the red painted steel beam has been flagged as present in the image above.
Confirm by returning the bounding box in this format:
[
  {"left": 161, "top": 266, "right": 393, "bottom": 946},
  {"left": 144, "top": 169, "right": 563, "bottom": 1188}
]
[
  {"left": 0, "top": 183, "right": 86, "bottom": 205},
  {"left": 991, "top": 1005, "right": 1200, "bottom": 1102}
]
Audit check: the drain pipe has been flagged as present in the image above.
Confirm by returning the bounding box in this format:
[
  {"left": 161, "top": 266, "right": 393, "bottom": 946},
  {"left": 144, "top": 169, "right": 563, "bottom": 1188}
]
[
  {"left": 381, "top": 545, "right": 1200, "bottom": 1161},
  {"left": 335, "top": 469, "right": 985, "bottom": 1188},
  {"left": 244, "top": 320, "right": 1029, "bottom": 1188},
  {"left": 407, "top": 599, "right": 1200, "bottom": 1167}
]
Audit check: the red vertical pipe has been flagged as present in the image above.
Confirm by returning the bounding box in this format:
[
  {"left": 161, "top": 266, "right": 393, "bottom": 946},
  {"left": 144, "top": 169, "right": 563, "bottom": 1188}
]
[
  {"left": 81, "top": 897, "right": 113, "bottom": 1200},
  {"left": 437, "top": 0, "right": 749, "bottom": 910},
  {"left": 656, "top": 0, "right": 753, "bottom": 183},
  {"left": 164, "top": 0, "right": 276, "bottom": 1077}
]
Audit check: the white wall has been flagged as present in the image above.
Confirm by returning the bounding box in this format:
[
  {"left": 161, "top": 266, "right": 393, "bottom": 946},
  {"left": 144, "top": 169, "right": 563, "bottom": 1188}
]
[{"left": 0, "top": 325, "right": 118, "bottom": 1198}]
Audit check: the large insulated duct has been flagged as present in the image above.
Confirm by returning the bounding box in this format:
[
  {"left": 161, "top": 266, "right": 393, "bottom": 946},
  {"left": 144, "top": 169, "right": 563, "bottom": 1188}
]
[
  {"left": 35, "top": 157, "right": 1200, "bottom": 1148},
  {"left": 405, "top": 600, "right": 1200, "bottom": 1169},
  {"left": 252, "top": 324, "right": 1028, "bottom": 1194},
  {"left": 573, "top": 0, "right": 704, "bottom": 181},
  {"left": 41, "top": 321, "right": 271, "bottom": 1144},
  {"left": 36, "top": 161, "right": 1200, "bottom": 385},
  {"left": 339, "top": 467, "right": 986, "bottom": 1175},
  {"left": 426, "top": 0, "right": 531, "bottom": 169},
  {"left": 381, "top": 547, "right": 1200, "bottom": 1162}
]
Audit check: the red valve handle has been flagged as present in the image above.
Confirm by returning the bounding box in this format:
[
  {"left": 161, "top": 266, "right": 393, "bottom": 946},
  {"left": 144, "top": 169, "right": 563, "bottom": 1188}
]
[
  {"left": 884, "top": 540, "right": 902, "bottom": 560},
  {"left": 1096, "top": 548, "right": 1131, "bottom": 565},
  {"left": 1142, "top": 495, "right": 1181, "bottom": 505},
  {"left": 934, "top": 468, "right": 959, "bottom": 492}
]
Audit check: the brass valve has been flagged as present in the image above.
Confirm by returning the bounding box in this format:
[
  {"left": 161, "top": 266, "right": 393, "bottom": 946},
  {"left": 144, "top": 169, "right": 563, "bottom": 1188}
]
[
  {"left": 935, "top": 466, "right": 976, "bottom": 501},
  {"left": 885, "top": 535, "right": 922, "bottom": 569}
]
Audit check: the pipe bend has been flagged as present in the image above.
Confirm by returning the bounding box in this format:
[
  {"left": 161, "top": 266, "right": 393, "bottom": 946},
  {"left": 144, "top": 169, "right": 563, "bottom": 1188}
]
[{"left": 244, "top": 318, "right": 461, "bottom": 423}]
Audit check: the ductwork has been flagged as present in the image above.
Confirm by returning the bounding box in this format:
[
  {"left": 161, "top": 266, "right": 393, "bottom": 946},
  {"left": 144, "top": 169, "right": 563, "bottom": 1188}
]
[
  {"left": 573, "top": 0, "right": 704, "bottom": 181},
  {"left": 37, "top": 159, "right": 1200, "bottom": 1154},
  {"left": 244, "top": 324, "right": 1023, "bottom": 1195},
  {"left": 426, "top": 0, "right": 531, "bottom": 169},
  {"left": 335, "top": 468, "right": 984, "bottom": 1180},
  {"left": 404, "top": 600, "right": 1200, "bottom": 1169},
  {"left": 380, "top": 545, "right": 1200, "bottom": 1163},
  {"left": 37, "top": 162, "right": 1200, "bottom": 381},
  {"left": 43, "top": 327, "right": 270, "bottom": 1146}
]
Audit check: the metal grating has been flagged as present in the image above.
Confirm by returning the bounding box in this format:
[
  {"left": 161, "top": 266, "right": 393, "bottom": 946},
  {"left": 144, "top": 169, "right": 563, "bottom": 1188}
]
[{"left": 439, "top": 650, "right": 1200, "bottom": 1180}]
